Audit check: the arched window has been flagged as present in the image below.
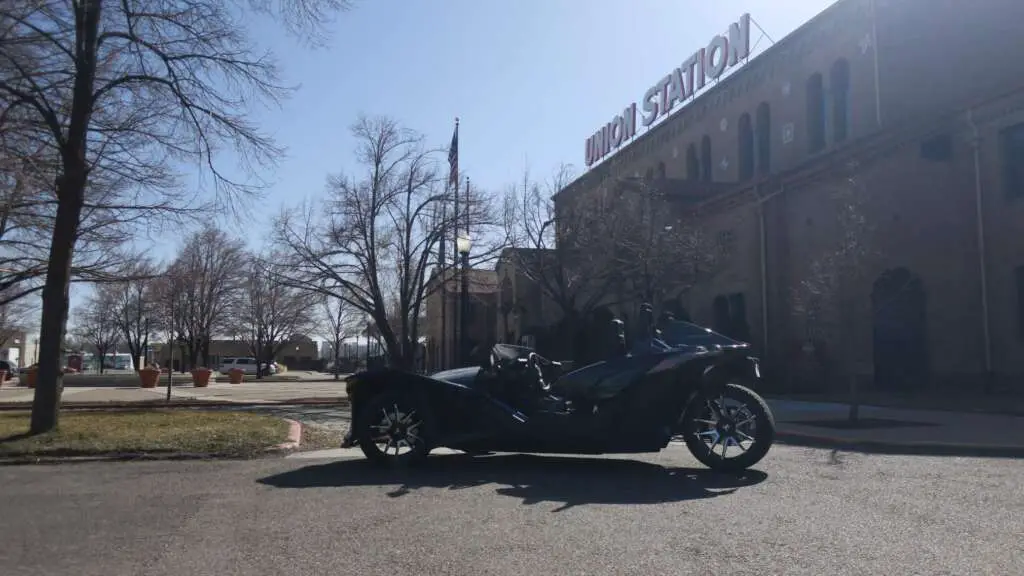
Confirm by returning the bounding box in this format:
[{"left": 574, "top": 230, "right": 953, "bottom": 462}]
[
  {"left": 686, "top": 144, "right": 699, "bottom": 180},
  {"left": 831, "top": 59, "right": 850, "bottom": 143},
  {"left": 700, "top": 135, "right": 712, "bottom": 182},
  {"left": 738, "top": 113, "right": 754, "bottom": 181},
  {"left": 756, "top": 102, "right": 771, "bottom": 174},
  {"left": 806, "top": 72, "right": 826, "bottom": 153}
]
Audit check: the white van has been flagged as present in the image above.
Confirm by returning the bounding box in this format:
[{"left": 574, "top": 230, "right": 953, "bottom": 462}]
[
  {"left": 218, "top": 357, "right": 277, "bottom": 375},
  {"left": 219, "top": 357, "right": 258, "bottom": 375}
]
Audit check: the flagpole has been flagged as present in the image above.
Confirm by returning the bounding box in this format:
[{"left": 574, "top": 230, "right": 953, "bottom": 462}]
[
  {"left": 437, "top": 182, "right": 448, "bottom": 371},
  {"left": 449, "top": 118, "right": 460, "bottom": 368}
]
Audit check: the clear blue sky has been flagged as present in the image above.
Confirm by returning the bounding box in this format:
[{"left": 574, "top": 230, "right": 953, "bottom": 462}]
[
  {"left": 69, "top": 0, "right": 837, "bottom": 321},
  {"left": 243, "top": 0, "right": 837, "bottom": 231}
]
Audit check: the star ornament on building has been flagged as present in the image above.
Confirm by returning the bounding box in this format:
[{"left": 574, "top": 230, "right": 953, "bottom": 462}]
[{"left": 859, "top": 33, "right": 873, "bottom": 55}]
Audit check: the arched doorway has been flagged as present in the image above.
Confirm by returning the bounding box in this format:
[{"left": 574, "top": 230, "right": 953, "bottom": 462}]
[{"left": 871, "top": 267, "right": 929, "bottom": 391}]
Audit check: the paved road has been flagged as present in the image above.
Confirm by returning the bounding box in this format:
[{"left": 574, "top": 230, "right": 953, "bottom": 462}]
[{"left": 2, "top": 446, "right": 1021, "bottom": 576}]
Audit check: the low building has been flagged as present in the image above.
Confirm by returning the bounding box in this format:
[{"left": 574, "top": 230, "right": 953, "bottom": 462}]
[
  {"left": 153, "top": 336, "right": 320, "bottom": 371},
  {"left": 494, "top": 248, "right": 567, "bottom": 354},
  {"left": 423, "top": 267, "right": 499, "bottom": 371}
]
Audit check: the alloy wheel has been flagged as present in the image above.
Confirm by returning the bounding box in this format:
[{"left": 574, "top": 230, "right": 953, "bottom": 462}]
[
  {"left": 368, "top": 403, "right": 424, "bottom": 457},
  {"left": 688, "top": 395, "right": 760, "bottom": 460}
]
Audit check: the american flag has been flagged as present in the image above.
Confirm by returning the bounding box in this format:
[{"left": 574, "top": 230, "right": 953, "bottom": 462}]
[{"left": 448, "top": 119, "right": 459, "bottom": 187}]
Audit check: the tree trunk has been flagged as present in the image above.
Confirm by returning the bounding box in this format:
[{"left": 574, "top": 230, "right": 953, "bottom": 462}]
[
  {"left": 333, "top": 345, "right": 340, "bottom": 380},
  {"left": 127, "top": 340, "right": 141, "bottom": 371},
  {"left": 847, "top": 372, "right": 860, "bottom": 423},
  {"left": 29, "top": 0, "right": 104, "bottom": 434},
  {"left": 30, "top": 193, "right": 83, "bottom": 434}
]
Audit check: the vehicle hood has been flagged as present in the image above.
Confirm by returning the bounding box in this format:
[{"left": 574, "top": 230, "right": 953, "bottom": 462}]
[{"left": 429, "top": 366, "right": 481, "bottom": 386}]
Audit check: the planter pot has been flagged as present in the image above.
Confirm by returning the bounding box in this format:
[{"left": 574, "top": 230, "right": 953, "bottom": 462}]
[
  {"left": 138, "top": 368, "right": 160, "bottom": 388},
  {"left": 191, "top": 368, "right": 213, "bottom": 388},
  {"left": 23, "top": 368, "right": 37, "bottom": 388},
  {"left": 227, "top": 368, "right": 245, "bottom": 384}
]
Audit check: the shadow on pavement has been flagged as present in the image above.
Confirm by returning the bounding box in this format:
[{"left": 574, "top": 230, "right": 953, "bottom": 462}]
[{"left": 257, "top": 453, "right": 768, "bottom": 511}]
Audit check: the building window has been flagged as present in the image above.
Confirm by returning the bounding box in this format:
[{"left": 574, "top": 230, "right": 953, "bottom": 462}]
[
  {"left": 700, "top": 135, "right": 712, "bottom": 182},
  {"left": 1017, "top": 266, "right": 1024, "bottom": 340},
  {"left": 1000, "top": 123, "right": 1024, "bottom": 199},
  {"left": 657, "top": 161, "right": 666, "bottom": 180},
  {"left": 713, "top": 293, "right": 750, "bottom": 341},
  {"left": 738, "top": 113, "right": 754, "bottom": 181},
  {"left": 686, "top": 144, "right": 699, "bottom": 180},
  {"left": 756, "top": 102, "right": 771, "bottom": 174},
  {"left": 831, "top": 59, "right": 850, "bottom": 143},
  {"left": 806, "top": 72, "right": 826, "bottom": 154},
  {"left": 920, "top": 133, "right": 952, "bottom": 162}
]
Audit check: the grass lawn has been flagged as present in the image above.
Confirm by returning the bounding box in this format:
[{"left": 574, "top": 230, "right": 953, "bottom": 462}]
[{"left": 0, "top": 410, "right": 291, "bottom": 459}]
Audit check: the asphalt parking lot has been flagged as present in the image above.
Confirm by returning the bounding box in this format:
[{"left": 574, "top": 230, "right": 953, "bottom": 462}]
[{"left": 2, "top": 444, "right": 1021, "bottom": 576}]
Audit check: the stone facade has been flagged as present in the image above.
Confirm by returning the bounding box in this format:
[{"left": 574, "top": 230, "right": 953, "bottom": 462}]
[{"left": 552, "top": 0, "right": 1024, "bottom": 393}]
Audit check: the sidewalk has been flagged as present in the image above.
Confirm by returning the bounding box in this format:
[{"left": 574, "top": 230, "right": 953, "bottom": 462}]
[{"left": 768, "top": 399, "right": 1024, "bottom": 457}]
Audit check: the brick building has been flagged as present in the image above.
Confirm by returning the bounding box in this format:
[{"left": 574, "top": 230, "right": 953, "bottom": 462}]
[
  {"left": 494, "top": 248, "right": 565, "bottom": 351},
  {"left": 553, "top": 0, "right": 1024, "bottom": 394},
  {"left": 423, "top": 267, "right": 499, "bottom": 371}
]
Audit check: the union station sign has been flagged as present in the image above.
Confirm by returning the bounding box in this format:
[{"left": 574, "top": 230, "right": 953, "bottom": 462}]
[{"left": 584, "top": 14, "right": 752, "bottom": 168}]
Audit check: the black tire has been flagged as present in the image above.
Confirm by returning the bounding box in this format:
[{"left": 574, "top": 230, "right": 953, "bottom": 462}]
[
  {"left": 681, "top": 383, "right": 775, "bottom": 473},
  {"left": 355, "top": 389, "right": 433, "bottom": 468}
]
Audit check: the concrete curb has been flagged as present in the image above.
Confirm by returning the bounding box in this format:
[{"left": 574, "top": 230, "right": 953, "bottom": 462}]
[
  {"left": 764, "top": 396, "right": 1024, "bottom": 418},
  {"left": 275, "top": 419, "right": 303, "bottom": 451},
  {"left": 776, "top": 431, "right": 1024, "bottom": 459},
  {"left": 0, "top": 453, "right": 250, "bottom": 466},
  {"left": 0, "top": 399, "right": 350, "bottom": 411}
]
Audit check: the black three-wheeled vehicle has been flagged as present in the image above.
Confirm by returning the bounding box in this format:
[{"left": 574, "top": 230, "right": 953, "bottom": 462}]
[{"left": 342, "top": 312, "right": 775, "bottom": 472}]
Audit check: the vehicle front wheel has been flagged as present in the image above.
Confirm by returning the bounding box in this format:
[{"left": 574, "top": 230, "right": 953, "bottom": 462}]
[
  {"left": 680, "top": 383, "right": 775, "bottom": 473},
  {"left": 355, "top": 390, "right": 432, "bottom": 467}
]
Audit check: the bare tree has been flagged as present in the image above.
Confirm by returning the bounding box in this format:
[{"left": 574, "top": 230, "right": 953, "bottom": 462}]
[
  {"left": 109, "top": 259, "right": 162, "bottom": 371},
  {"left": 612, "top": 177, "right": 739, "bottom": 323},
  {"left": 236, "top": 254, "right": 315, "bottom": 378},
  {"left": 0, "top": 136, "right": 138, "bottom": 307},
  {"left": 1, "top": 0, "right": 351, "bottom": 433},
  {"left": 320, "top": 293, "right": 357, "bottom": 380},
  {"left": 0, "top": 289, "right": 36, "bottom": 350},
  {"left": 165, "top": 227, "right": 247, "bottom": 370},
  {"left": 73, "top": 287, "right": 121, "bottom": 374},
  {"left": 792, "top": 162, "right": 874, "bottom": 422},
  {"left": 275, "top": 115, "right": 501, "bottom": 371},
  {"left": 503, "top": 165, "right": 641, "bottom": 360}
]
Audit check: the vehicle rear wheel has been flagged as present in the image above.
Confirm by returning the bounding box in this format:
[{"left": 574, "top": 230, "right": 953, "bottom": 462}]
[
  {"left": 355, "top": 390, "right": 432, "bottom": 467},
  {"left": 680, "top": 383, "right": 775, "bottom": 473}
]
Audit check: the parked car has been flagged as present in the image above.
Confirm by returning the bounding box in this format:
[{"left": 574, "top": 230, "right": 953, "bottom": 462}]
[
  {"left": 219, "top": 357, "right": 258, "bottom": 375},
  {"left": 0, "top": 360, "right": 18, "bottom": 379},
  {"left": 218, "top": 357, "right": 277, "bottom": 375}
]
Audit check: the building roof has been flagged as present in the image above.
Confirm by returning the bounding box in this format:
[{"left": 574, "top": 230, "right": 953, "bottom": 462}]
[{"left": 430, "top": 267, "right": 499, "bottom": 294}]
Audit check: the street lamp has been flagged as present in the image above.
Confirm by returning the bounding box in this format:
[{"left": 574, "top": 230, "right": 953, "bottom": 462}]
[{"left": 456, "top": 233, "right": 472, "bottom": 366}]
